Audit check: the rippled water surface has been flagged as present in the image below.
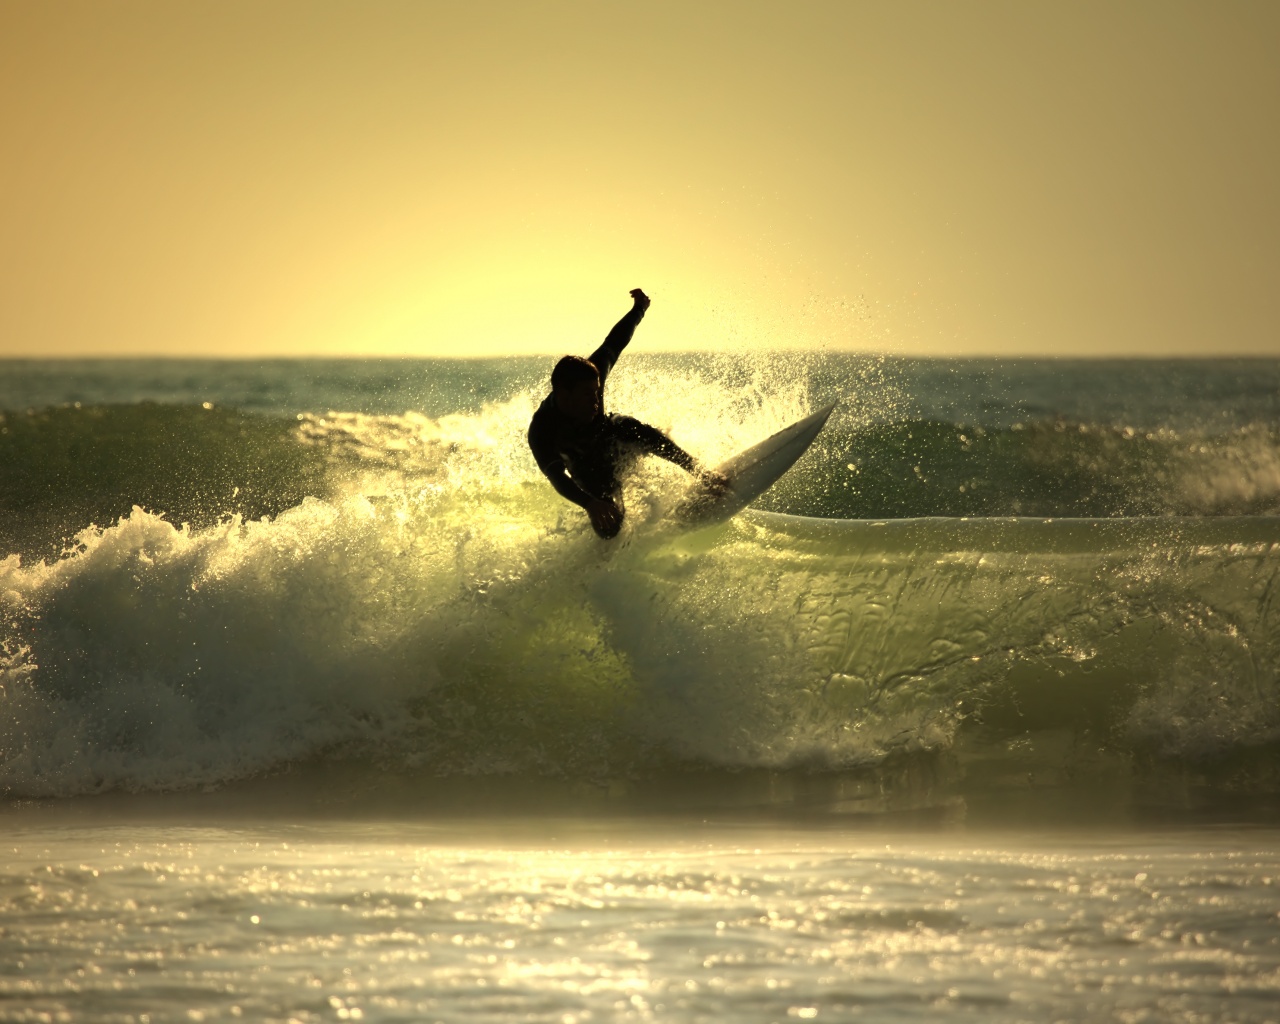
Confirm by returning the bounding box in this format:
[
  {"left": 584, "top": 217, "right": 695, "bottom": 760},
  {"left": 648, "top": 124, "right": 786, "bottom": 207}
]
[{"left": 3, "top": 819, "right": 1279, "bottom": 1023}]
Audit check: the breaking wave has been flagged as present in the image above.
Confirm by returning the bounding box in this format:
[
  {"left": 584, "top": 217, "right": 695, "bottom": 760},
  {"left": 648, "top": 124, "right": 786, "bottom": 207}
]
[{"left": 2, "top": 373, "right": 1279, "bottom": 810}]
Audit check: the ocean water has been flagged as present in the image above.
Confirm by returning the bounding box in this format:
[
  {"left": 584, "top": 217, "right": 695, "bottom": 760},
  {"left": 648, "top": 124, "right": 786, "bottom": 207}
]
[{"left": 2, "top": 354, "right": 1279, "bottom": 1021}]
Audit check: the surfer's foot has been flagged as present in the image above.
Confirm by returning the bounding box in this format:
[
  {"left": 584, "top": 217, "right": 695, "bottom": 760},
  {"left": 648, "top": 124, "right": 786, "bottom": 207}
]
[{"left": 699, "top": 470, "right": 730, "bottom": 495}]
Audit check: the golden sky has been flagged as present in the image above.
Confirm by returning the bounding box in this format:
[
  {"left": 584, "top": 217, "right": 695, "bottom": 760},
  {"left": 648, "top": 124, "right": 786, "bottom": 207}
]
[{"left": 1, "top": 0, "right": 1277, "bottom": 357}]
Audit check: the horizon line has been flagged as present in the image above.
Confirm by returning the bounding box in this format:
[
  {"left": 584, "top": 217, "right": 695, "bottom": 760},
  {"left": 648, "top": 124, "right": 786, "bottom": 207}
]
[{"left": 2, "top": 350, "right": 1279, "bottom": 362}]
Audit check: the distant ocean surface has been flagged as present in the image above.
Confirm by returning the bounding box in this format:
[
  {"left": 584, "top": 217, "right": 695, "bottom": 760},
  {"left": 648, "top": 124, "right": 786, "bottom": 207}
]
[{"left": 3, "top": 355, "right": 1279, "bottom": 1022}]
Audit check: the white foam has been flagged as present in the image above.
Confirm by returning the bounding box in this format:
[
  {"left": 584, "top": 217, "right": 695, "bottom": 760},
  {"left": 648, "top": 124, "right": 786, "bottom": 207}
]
[{"left": 3, "top": 376, "right": 1279, "bottom": 798}]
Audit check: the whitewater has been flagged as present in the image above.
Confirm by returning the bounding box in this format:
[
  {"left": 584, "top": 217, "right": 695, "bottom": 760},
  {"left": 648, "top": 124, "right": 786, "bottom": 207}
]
[{"left": 2, "top": 354, "right": 1279, "bottom": 1022}]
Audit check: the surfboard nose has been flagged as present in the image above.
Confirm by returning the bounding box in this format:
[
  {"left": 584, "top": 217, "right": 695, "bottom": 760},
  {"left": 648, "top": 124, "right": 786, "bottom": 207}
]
[{"left": 677, "top": 401, "right": 838, "bottom": 530}]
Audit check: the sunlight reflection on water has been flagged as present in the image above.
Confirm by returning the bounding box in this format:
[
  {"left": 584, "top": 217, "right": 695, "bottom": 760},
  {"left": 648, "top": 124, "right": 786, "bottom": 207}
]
[{"left": 2, "top": 820, "right": 1278, "bottom": 1023}]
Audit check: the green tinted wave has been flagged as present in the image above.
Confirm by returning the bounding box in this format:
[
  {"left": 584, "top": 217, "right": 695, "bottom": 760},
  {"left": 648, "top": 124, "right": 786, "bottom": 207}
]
[{"left": 0, "top": 404, "right": 329, "bottom": 561}]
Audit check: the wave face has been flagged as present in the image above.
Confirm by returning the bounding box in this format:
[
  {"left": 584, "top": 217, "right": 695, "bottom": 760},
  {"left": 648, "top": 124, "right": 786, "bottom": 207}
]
[
  {"left": 1, "top": 356, "right": 1279, "bottom": 808},
  {"left": 0, "top": 403, "right": 330, "bottom": 561},
  {"left": 764, "top": 418, "right": 1280, "bottom": 519}
]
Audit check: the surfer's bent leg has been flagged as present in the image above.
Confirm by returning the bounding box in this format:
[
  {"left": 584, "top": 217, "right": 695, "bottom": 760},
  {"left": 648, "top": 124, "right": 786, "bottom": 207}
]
[{"left": 611, "top": 416, "right": 697, "bottom": 472}]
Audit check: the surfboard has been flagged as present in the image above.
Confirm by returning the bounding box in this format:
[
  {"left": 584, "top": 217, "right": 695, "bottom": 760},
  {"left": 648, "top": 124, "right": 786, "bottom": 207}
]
[{"left": 675, "top": 401, "right": 837, "bottom": 529}]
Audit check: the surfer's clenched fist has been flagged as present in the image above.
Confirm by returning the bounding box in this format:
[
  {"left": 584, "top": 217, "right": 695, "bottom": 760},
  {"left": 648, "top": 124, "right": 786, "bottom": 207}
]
[{"left": 629, "top": 288, "right": 650, "bottom": 312}]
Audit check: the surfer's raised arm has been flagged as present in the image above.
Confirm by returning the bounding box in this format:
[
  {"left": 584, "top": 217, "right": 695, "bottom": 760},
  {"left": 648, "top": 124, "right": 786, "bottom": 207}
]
[{"left": 587, "top": 288, "right": 650, "bottom": 384}]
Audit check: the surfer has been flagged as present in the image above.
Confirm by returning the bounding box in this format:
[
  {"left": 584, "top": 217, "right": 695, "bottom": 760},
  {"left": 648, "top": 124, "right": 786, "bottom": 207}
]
[{"left": 528, "top": 288, "right": 725, "bottom": 539}]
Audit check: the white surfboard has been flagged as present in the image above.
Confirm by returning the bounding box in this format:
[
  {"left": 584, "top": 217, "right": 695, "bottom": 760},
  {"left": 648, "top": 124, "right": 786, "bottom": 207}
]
[{"left": 676, "top": 402, "right": 837, "bottom": 529}]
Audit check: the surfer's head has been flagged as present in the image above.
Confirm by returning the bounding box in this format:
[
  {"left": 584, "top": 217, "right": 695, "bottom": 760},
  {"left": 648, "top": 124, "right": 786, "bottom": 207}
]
[{"left": 551, "top": 356, "right": 601, "bottom": 424}]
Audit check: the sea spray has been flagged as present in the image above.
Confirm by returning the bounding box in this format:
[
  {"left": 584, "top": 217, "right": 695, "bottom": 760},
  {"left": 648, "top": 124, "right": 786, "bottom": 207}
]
[
  {"left": 2, "top": 356, "right": 1280, "bottom": 809},
  {"left": 4, "top": 497, "right": 1280, "bottom": 802}
]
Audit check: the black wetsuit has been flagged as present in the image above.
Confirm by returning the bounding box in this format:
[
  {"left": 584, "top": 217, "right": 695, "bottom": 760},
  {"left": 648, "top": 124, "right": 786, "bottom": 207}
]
[{"left": 527, "top": 303, "right": 696, "bottom": 537}]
